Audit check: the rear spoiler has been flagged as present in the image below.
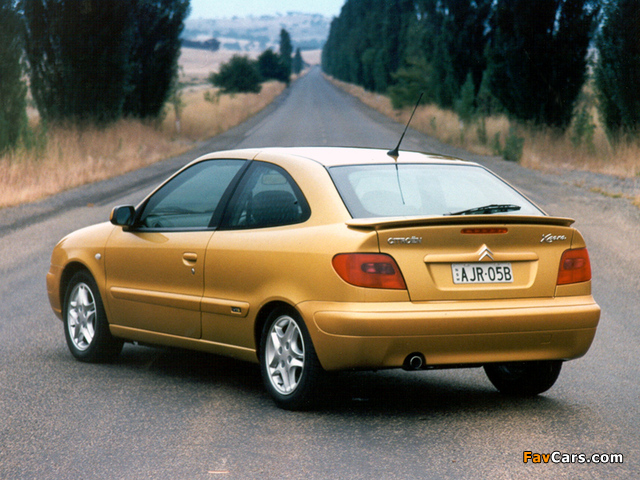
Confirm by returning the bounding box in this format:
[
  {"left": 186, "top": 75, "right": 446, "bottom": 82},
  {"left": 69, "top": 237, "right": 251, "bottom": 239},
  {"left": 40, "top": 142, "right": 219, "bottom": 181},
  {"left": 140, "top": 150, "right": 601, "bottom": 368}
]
[{"left": 346, "top": 214, "right": 575, "bottom": 230}]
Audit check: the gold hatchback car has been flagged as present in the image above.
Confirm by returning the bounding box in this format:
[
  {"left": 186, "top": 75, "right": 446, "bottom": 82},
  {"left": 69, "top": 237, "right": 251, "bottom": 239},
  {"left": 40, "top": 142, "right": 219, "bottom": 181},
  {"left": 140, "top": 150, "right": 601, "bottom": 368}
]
[{"left": 47, "top": 147, "right": 600, "bottom": 409}]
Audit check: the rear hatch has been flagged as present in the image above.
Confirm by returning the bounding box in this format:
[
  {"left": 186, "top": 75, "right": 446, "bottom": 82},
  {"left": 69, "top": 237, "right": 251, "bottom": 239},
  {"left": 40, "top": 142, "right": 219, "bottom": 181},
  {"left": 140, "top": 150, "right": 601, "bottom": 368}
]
[{"left": 348, "top": 215, "right": 575, "bottom": 301}]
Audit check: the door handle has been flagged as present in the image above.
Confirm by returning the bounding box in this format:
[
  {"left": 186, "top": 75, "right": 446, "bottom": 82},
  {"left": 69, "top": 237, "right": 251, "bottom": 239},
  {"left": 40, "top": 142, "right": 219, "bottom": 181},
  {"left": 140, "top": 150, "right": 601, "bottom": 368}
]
[{"left": 183, "top": 252, "right": 198, "bottom": 264}]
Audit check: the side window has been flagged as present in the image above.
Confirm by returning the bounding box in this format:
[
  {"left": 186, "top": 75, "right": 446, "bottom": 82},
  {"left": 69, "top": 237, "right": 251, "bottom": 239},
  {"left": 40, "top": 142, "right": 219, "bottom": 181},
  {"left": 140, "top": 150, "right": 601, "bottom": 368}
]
[
  {"left": 223, "top": 162, "right": 310, "bottom": 229},
  {"left": 138, "top": 159, "right": 246, "bottom": 230}
]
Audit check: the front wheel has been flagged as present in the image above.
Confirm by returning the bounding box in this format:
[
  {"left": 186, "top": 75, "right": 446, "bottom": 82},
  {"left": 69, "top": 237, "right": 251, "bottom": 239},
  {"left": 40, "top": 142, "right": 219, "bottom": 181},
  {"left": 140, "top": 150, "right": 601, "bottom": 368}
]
[
  {"left": 484, "top": 360, "right": 562, "bottom": 396},
  {"left": 259, "top": 307, "right": 323, "bottom": 410},
  {"left": 63, "top": 271, "right": 123, "bottom": 363}
]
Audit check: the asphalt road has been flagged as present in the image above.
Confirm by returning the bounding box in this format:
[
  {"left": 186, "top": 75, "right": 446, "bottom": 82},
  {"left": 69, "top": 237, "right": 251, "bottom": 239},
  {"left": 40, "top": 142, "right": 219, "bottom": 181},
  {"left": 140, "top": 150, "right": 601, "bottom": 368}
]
[{"left": 1, "top": 67, "right": 639, "bottom": 479}]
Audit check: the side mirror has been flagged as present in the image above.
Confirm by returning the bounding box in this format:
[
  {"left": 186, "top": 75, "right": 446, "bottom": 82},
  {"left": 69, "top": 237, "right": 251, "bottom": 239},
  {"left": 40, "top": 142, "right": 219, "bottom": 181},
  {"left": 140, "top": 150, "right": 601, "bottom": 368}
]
[{"left": 110, "top": 205, "right": 136, "bottom": 228}]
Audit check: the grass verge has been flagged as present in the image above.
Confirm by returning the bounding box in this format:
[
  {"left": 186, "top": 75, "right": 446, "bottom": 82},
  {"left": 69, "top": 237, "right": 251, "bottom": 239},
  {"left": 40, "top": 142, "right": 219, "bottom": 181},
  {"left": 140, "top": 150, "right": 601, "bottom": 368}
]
[{"left": 0, "top": 81, "right": 285, "bottom": 209}]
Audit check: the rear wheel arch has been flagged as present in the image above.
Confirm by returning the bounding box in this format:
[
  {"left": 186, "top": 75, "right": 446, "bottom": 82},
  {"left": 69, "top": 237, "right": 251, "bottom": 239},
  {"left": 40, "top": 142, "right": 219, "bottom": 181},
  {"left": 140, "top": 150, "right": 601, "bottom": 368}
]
[
  {"left": 254, "top": 301, "right": 296, "bottom": 357},
  {"left": 257, "top": 304, "right": 324, "bottom": 409}
]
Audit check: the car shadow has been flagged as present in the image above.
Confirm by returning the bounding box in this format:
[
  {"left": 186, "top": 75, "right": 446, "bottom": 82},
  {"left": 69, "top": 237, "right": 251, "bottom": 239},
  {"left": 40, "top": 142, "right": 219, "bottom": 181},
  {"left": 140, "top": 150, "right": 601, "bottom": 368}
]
[
  {"left": 116, "top": 343, "right": 265, "bottom": 395},
  {"left": 109, "top": 344, "right": 568, "bottom": 418},
  {"left": 315, "top": 369, "right": 565, "bottom": 416}
]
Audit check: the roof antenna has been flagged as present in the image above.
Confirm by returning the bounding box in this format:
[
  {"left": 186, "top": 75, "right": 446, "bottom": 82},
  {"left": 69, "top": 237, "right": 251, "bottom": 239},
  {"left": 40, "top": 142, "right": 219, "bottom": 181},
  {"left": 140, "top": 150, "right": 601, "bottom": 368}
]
[{"left": 387, "top": 92, "right": 424, "bottom": 160}]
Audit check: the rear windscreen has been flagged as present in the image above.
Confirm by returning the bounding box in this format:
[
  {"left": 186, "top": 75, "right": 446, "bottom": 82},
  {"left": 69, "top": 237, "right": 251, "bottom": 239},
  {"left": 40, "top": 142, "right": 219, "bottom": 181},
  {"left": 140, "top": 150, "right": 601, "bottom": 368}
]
[{"left": 329, "top": 164, "right": 544, "bottom": 218}]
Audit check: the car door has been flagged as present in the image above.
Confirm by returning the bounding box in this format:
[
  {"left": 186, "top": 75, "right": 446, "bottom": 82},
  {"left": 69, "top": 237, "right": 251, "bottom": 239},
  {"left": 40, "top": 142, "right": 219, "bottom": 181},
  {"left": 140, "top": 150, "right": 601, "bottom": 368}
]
[
  {"left": 105, "top": 159, "right": 247, "bottom": 338},
  {"left": 199, "top": 161, "right": 311, "bottom": 349}
]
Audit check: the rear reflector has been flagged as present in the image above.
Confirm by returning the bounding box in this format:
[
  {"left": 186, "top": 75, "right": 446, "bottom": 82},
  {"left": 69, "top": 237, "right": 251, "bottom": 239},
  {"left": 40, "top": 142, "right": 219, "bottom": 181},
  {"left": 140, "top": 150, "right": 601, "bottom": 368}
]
[
  {"left": 557, "top": 248, "right": 592, "bottom": 285},
  {"left": 332, "top": 253, "right": 407, "bottom": 289}
]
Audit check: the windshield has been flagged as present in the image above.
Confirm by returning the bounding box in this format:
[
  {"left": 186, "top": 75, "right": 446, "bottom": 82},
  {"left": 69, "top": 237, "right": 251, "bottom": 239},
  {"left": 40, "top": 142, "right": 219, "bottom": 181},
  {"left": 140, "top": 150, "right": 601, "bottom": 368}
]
[{"left": 329, "top": 163, "right": 544, "bottom": 218}]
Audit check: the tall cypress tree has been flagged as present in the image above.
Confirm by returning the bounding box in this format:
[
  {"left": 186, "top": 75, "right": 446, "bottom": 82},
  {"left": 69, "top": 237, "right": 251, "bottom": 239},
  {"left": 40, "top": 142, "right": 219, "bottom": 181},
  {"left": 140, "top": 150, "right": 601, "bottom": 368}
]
[
  {"left": 23, "top": 0, "right": 134, "bottom": 124},
  {"left": 322, "top": 0, "right": 414, "bottom": 93},
  {"left": 323, "top": 0, "right": 374, "bottom": 84},
  {"left": 486, "top": 0, "right": 599, "bottom": 130},
  {"left": 595, "top": 0, "right": 640, "bottom": 140},
  {"left": 389, "top": 0, "right": 459, "bottom": 108},
  {"left": 23, "top": 0, "right": 189, "bottom": 125},
  {"left": 444, "top": 0, "right": 492, "bottom": 100},
  {"left": 0, "top": 0, "right": 28, "bottom": 152},
  {"left": 123, "top": 0, "right": 190, "bottom": 119},
  {"left": 279, "top": 28, "right": 293, "bottom": 82},
  {"left": 292, "top": 48, "right": 304, "bottom": 75}
]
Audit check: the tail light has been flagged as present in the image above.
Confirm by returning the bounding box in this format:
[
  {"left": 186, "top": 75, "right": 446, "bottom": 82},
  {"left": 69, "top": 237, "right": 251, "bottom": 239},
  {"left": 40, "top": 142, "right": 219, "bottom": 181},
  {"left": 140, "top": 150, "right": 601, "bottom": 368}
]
[
  {"left": 557, "top": 248, "right": 592, "bottom": 285},
  {"left": 332, "top": 253, "right": 407, "bottom": 289}
]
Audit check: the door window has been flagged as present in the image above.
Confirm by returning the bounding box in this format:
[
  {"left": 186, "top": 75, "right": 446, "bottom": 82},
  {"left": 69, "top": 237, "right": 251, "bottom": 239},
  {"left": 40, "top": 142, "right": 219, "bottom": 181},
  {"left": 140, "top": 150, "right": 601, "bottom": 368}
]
[
  {"left": 223, "top": 162, "right": 310, "bottom": 229},
  {"left": 138, "top": 159, "right": 246, "bottom": 230}
]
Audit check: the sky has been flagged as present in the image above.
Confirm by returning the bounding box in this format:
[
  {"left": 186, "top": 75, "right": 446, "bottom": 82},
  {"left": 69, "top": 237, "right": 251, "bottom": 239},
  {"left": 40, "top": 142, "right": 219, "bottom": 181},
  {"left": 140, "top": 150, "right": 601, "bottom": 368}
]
[{"left": 188, "top": 0, "right": 345, "bottom": 19}]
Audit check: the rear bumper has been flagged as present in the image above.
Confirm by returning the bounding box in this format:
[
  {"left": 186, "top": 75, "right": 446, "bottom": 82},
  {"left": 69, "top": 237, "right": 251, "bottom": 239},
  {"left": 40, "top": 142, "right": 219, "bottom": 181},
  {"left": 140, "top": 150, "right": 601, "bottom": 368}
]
[{"left": 297, "top": 296, "right": 600, "bottom": 371}]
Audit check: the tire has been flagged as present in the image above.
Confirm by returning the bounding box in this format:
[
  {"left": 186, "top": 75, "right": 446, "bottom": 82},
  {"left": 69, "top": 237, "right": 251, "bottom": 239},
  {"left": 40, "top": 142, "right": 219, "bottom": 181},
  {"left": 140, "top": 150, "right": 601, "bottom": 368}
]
[
  {"left": 484, "top": 360, "right": 562, "bottom": 396},
  {"left": 259, "top": 307, "right": 323, "bottom": 410},
  {"left": 63, "top": 271, "right": 123, "bottom": 363}
]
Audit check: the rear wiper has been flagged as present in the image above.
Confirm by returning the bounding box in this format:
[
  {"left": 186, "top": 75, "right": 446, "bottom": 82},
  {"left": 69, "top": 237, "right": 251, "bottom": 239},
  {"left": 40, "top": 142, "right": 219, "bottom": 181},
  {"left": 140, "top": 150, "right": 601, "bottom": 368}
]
[{"left": 446, "top": 204, "right": 521, "bottom": 216}]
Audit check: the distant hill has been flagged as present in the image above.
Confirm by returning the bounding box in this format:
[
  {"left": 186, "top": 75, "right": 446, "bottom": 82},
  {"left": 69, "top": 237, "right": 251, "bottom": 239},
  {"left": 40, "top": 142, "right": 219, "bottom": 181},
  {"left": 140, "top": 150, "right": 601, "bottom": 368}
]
[{"left": 184, "top": 12, "right": 331, "bottom": 53}]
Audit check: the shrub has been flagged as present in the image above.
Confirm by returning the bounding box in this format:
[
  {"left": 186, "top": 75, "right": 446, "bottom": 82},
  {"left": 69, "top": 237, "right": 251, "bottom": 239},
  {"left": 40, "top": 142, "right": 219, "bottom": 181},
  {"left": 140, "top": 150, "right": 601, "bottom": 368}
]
[
  {"left": 209, "top": 56, "right": 262, "bottom": 94},
  {"left": 257, "top": 49, "right": 289, "bottom": 83},
  {"left": 503, "top": 127, "right": 525, "bottom": 162}
]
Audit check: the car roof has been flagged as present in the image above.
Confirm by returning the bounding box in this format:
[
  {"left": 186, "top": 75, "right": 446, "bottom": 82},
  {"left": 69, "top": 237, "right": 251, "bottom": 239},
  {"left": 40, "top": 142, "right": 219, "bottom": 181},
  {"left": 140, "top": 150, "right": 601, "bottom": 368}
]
[
  {"left": 200, "top": 147, "right": 477, "bottom": 168},
  {"left": 253, "top": 147, "right": 474, "bottom": 168}
]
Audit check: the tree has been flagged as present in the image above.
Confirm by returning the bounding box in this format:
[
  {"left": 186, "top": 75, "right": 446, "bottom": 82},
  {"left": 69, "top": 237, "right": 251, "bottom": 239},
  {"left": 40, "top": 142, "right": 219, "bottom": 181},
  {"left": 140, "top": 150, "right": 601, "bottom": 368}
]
[
  {"left": 257, "top": 49, "right": 289, "bottom": 83},
  {"left": 210, "top": 56, "right": 262, "bottom": 94},
  {"left": 23, "top": 0, "right": 135, "bottom": 124},
  {"left": 595, "top": 0, "right": 640, "bottom": 140},
  {"left": 323, "top": 0, "right": 597, "bottom": 127},
  {"left": 123, "top": 0, "right": 190, "bottom": 119},
  {"left": 455, "top": 73, "right": 476, "bottom": 125},
  {"left": 279, "top": 28, "right": 293, "bottom": 81},
  {"left": 292, "top": 48, "right": 304, "bottom": 75},
  {"left": 443, "top": 0, "right": 492, "bottom": 103},
  {"left": 322, "top": 0, "right": 413, "bottom": 92},
  {"left": 401, "top": 0, "right": 493, "bottom": 110},
  {"left": 22, "top": 0, "right": 189, "bottom": 125},
  {"left": 388, "top": 57, "right": 433, "bottom": 109},
  {"left": 323, "top": 0, "right": 486, "bottom": 100},
  {"left": 0, "top": 0, "right": 29, "bottom": 152},
  {"left": 486, "top": 0, "right": 599, "bottom": 130}
]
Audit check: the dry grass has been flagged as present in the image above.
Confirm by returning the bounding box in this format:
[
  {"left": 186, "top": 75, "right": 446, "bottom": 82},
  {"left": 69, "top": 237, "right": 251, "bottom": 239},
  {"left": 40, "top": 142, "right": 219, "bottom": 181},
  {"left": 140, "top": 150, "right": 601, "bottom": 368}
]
[
  {"left": 0, "top": 80, "right": 285, "bottom": 209},
  {"left": 328, "top": 76, "right": 640, "bottom": 178},
  {"left": 329, "top": 77, "right": 512, "bottom": 155},
  {"left": 520, "top": 116, "right": 640, "bottom": 178},
  {"left": 0, "top": 121, "right": 181, "bottom": 207},
  {"left": 164, "top": 81, "right": 285, "bottom": 140}
]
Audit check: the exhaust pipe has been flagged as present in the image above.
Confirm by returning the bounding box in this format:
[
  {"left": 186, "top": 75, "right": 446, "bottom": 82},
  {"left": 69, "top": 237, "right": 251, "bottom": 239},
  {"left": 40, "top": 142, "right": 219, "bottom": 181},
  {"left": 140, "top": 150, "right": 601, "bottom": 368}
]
[{"left": 403, "top": 353, "right": 425, "bottom": 371}]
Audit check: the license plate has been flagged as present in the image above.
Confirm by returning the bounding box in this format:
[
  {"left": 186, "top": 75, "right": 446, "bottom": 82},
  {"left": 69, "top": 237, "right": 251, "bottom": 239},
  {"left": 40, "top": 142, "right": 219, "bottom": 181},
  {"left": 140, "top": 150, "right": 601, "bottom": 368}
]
[{"left": 452, "top": 262, "right": 513, "bottom": 284}]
